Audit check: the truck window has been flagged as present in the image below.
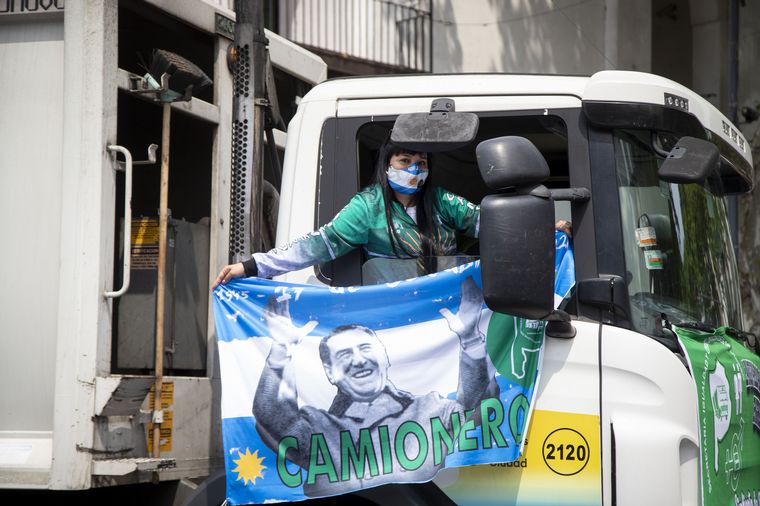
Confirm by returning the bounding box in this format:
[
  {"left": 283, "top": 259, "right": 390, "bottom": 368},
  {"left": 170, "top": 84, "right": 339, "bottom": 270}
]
[
  {"left": 316, "top": 113, "right": 571, "bottom": 287},
  {"left": 613, "top": 129, "right": 742, "bottom": 336}
]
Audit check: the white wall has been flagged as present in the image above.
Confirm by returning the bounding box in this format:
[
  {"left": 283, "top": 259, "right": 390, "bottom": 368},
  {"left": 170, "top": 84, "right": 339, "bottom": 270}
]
[
  {"left": 432, "top": 0, "right": 612, "bottom": 74},
  {"left": 651, "top": 0, "right": 691, "bottom": 88},
  {"left": 689, "top": 0, "right": 725, "bottom": 110},
  {"left": 616, "top": 0, "right": 651, "bottom": 72},
  {"left": 0, "top": 19, "right": 64, "bottom": 432}
]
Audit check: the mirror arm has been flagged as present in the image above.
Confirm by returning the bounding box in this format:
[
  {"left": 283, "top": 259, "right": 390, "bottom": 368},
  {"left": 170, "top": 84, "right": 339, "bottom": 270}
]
[
  {"left": 511, "top": 186, "right": 591, "bottom": 202},
  {"left": 514, "top": 184, "right": 551, "bottom": 198},
  {"left": 550, "top": 187, "right": 591, "bottom": 202}
]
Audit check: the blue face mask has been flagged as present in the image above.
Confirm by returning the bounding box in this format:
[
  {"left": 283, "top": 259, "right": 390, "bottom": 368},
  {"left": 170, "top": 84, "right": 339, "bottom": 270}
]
[{"left": 386, "top": 163, "right": 429, "bottom": 194}]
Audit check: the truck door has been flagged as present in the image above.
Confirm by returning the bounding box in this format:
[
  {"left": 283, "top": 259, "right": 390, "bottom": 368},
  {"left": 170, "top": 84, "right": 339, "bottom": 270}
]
[{"left": 307, "top": 95, "right": 606, "bottom": 505}]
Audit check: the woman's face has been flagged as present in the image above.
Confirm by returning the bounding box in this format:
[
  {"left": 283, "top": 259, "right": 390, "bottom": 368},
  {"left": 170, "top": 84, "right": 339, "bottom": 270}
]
[{"left": 389, "top": 151, "right": 428, "bottom": 172}]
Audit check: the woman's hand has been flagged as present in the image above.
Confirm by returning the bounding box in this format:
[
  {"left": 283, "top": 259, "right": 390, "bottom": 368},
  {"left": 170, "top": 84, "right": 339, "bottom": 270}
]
[
  {"left": 555, "top": 220, "right": 572, "bottom": 238},
  {"left": 263, "top": 296, "right": 318, "bottom": 368},
  {"left": 212, "top": 263, "right": 245, "bottom": 290}
]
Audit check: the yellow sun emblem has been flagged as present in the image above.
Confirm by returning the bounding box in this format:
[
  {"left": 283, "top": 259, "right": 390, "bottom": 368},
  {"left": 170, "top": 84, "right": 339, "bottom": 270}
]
[{"left": 232, "top": 448, "right": 267, "bottom": 486}]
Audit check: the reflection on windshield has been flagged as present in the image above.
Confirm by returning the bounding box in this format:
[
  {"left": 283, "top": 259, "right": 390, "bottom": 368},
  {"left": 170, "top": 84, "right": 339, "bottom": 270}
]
[
  {"left": 614, "top": 129, "right": 742, "bottom": 336},
  {"left": 362, "top": 256, "right": 479, "bottom": 285}
]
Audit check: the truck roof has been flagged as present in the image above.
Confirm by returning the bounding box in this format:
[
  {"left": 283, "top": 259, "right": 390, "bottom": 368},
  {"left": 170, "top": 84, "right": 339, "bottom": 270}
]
[
  {"left": 303, "top": 72, "right": 590, "bottom": 101},
  {"left": 302, "top": 70, "right": 752, "bottom": 183}
]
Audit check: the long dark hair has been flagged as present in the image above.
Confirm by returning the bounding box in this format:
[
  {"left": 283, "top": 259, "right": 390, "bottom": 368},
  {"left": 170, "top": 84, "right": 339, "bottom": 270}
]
[{"left": 372, "top": 139, "right": 439, "bottom": 273}]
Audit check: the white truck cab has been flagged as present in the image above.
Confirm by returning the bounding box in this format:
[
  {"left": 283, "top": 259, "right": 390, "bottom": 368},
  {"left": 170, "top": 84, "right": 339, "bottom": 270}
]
[{"left": 270, "top": 70, "right": 754, "bottom": 506}]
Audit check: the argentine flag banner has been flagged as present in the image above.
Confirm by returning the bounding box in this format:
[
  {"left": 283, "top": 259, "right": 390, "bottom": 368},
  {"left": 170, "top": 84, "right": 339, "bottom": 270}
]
[{"left": 213, "top": 236, "right": 574, "bottom": 504}]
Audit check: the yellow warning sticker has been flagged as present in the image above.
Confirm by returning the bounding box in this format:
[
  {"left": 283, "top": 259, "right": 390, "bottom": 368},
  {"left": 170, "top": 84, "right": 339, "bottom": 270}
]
[
  {"left": 147, "top": 410, "right": 173, "bottom": 453},
  {"left": 131, "top": 218, "right": 159, "bottom": 245},
  {"left": 146, "top": 382, "right": 174, "bottom": 453},
  {"left": 130, "top": 218, "right": 159, "bottom": 270},
  {"left": 148, "top": 382, "right": 174, "bottom": 409}
]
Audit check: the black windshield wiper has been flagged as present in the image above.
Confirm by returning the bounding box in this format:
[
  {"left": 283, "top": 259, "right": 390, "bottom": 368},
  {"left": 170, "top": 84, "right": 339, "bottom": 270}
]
[
  {"left": 672, "top": 320, "right": 717, "bottom": 333},
  {"left": 725, "top": 327, "right": 760, "bottom": 355},
  {"left": 655, "top": 318, "right": 718, "bottom": 354}
]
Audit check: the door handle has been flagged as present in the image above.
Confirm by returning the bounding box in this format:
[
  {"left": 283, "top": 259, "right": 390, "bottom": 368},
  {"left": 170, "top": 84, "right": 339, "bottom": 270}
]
[{"left": 105, "top": 145, "right": 133, "bottom": 298}]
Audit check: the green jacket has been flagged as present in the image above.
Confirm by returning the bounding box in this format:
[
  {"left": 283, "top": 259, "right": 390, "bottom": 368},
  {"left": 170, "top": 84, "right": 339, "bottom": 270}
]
[{"left": 253, "top": 184, "right": 480, "bottom": 278}]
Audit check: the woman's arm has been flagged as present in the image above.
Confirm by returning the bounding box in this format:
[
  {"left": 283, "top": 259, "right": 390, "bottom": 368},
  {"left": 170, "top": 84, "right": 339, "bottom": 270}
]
[
  {"left": 212, "top": 190, "right": 373, "bottom": 286},
  {"left": 433, "top": 187, "right": 573, "bottom": 240},
  {"left": 434, "top": 187, "right": 481, "bottom": 238}
]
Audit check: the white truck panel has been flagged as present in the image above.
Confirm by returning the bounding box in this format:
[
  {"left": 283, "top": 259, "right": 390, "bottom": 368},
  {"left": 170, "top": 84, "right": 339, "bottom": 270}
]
[
  {"left": 0, "top": 18, "right": 64, "bottom": 435},
  {"left": 601, "top": 324, "right": 700, "bottom": 506},
  {"left": 50, "top": 0, "right": 119, "bottom": 489},
  {"left": 536, "top": 321, "right": 601, "bottom": 416},
  {"left": 0, "top": 0, "right": 328, "bottom": 494},
  {"left": 266, "top": 29, "right": 328, "bottom": 86},
  {"left": 275, "top": 100, "right": 338, "bottom": 285},
  {"left": 335, "top": 95, "right": 582, "bottom": 116},
  {"left": 0, "top": 433, "right": 53, "bottom": 488},
  {"left": 300, "top": 74, "right": 590, "bottom": 103}
]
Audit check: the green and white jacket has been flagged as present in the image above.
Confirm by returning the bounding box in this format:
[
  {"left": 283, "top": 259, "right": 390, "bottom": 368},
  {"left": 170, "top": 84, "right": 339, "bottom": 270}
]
[{"left": 252, "top": 184, "right": 480, "bottom": 279}]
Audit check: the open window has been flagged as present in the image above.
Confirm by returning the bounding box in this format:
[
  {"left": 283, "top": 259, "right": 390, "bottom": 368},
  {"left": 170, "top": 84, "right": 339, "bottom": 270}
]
[
  {"left": 315, "top": 111, "right": 573, "bottom": 287},
  {"left": 111, "top": 3, "right": 216, "bottom": 376}
]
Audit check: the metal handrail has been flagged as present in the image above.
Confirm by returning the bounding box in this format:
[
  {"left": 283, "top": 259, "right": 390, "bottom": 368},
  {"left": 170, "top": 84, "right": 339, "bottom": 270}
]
[{"left": 105, "top": 145, "right": 133, "bottom": 298}]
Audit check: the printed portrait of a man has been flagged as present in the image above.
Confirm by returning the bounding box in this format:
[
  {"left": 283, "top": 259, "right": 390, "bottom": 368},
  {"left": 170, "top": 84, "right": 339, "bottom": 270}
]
[{"left": 252, "top": 277, "right": 499, "bottom": 497}]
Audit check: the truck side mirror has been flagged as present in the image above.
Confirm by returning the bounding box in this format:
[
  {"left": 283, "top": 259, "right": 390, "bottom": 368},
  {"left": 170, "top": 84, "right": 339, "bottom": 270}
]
[
  {"left": 477, "top": 137, "right": 555, "bottom": 320},
  {"left": 391, "top": 98, "right": 479, "bottom": 152},
  {"left": 658, "top": 136, "right": 719, "bottom": 185}
]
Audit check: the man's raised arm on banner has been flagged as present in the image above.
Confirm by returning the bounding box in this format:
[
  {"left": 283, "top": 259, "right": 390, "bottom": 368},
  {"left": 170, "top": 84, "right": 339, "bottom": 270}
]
[
  {"left": 252, "top": 297, "right": 317, "bottom": 468},
  {"left": 440, "top": 275, "right": 499, "bottom": 410}
]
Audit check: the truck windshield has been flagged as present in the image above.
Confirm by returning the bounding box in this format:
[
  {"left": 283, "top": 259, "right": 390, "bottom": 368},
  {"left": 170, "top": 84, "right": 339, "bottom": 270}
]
[{"left": 613, "top": 129, "right": 742, "bottom": 336}]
